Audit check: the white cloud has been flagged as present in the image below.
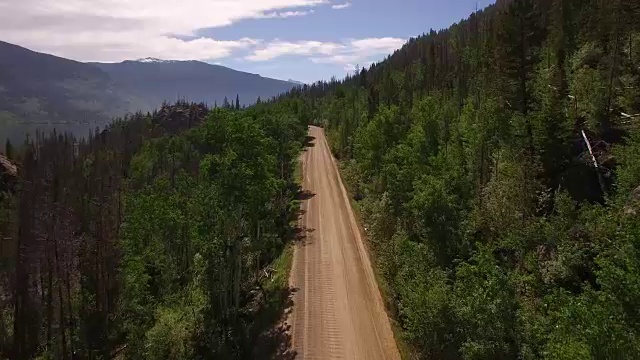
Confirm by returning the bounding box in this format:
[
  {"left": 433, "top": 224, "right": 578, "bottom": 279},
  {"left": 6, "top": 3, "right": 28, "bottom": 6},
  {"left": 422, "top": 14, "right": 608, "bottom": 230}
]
[
  {"left": 350, "top": 37, "right": 405, "bottom": 53},
  {"left": 0, "top": 0, "right": 327, "bottom": 62},
  {"left": 246, "top": 40, "right": 344, "bottom": 61},
  {"left": 311, "top": 55, "right": 360, "bottom": 64},
  {"left": 0, "top": 0, "right": 404, "bottom": 81},
  {"left": 261, "top": 10, "right": 315, "bottom": 18},
  {"left": 332, "top": 2, "right": 352, "bottom": 10},
  {"left": 248, "top": 37, "right": 405, "bottom": 70}
]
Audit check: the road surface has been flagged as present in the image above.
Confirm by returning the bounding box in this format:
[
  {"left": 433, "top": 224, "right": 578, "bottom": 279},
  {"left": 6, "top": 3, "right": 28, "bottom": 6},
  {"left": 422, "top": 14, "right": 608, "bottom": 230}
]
[{"left": 287, "top": 126, "right": 400, "bottom": 359}]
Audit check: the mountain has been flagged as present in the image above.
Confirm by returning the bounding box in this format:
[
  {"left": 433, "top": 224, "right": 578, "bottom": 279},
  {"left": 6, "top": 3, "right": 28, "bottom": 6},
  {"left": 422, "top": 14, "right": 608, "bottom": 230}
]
[
  {"left": 0, "top": 40, "right": 127, "bottom": 125},
  {"left": 0, "top": 40, "right": 297, "bottom": 142},
  {"left": 91, "top": 59, "right": 296, "bottom": 110}
]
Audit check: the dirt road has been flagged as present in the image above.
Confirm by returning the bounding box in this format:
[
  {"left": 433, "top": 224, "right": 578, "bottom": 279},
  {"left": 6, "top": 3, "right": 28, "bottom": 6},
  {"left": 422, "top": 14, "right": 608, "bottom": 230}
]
[{"left": 287, "top": 126, "right": 400, "bottom": 359}]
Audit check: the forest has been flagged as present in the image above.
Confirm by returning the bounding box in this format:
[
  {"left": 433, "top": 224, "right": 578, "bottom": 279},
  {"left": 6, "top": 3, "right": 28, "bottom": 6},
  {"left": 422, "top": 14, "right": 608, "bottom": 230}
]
[
  {"left": 267, "top": 0, "right": 640, "bottom": 358},
  {"left": 2, "top": 0, "right": 640, "bottom": 358},
  {"left": 0, "top": 99, "right": 308, "bottom": 359}
]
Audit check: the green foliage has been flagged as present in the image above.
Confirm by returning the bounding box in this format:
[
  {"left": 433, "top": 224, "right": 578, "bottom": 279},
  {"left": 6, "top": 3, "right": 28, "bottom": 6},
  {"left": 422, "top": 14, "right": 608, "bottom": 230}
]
[
  {"left": 354, "top": 105, "right": 402, "bottom": 181},
  {"left": 614, "top": 128, "right": 640, "bottom": 195},
  {"left": 570, "top": 44, "right": 608, "bottom": 133},
  {"left": 261, "top": 1, "right": 640, "bottom": 358},
  {"left": 144, "top": 254, "right": 206, "bottom": 360},
  {"left": 453, "top": 249, "right": 520, "bottom": 359},
  {"left": 395, "top": 236, "right": 457, "bottom": 358},
  {"left": 0, "top": 98, "right": 308, "bottom": 359},
  {"left": 118, "top": 108, "right": 305, "bottom": 358},
  {"left": 4, "top": 0, "right": 640, "bottom": 358}
]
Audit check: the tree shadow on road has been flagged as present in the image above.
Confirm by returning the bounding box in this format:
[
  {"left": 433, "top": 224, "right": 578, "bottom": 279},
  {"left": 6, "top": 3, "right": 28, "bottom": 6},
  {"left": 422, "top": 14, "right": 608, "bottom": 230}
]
[
  {"left": 297, "top": 190, "right": 315, "bottom": 201},
  {"left": 251, "top": 224, "right": 314, "bottom": 359},
  {"left": 250, "top": 185, "right": 317, "bottom": 359},
  {"left": 251, "top": 285, "right": 298, "bottom": 360},
  {"left": 294, "top": 225, "right": 316, "bottom": 247},
  {"left": 251, "top": 135, "right": 319, "bottom": 359},
  {"left": 303, "top": 135, "right": 316, "bottom": 149}
]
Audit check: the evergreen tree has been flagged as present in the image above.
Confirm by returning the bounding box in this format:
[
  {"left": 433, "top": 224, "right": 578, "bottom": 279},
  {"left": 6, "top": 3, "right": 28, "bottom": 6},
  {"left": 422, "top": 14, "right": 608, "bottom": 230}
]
[
  {"left": 0, "top": 102, "right": 307, "bottom": 359},
  {"left": 496, "top": 0, "right": 542, "bottom": 116},
  {"left": 4, "top": 139, "right": 12, "bottom": 159},
  {"left": 3, "top": 1, "right": 640, "bottom": 359},
  {"left": 253, "top": 1, "right": 640, "bottom": 357}
]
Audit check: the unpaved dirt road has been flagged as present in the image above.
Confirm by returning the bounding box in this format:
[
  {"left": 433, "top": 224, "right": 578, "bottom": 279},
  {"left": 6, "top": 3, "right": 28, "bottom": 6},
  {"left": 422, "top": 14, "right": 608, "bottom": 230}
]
[{"left": 287, "top": 126, "right": 400, "bottom": 359}]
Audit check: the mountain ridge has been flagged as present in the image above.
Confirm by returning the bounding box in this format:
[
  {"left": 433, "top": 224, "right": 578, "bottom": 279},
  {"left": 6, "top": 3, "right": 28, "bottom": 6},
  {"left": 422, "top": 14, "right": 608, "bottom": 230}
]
[{"left": 0, "top": 40, "right": 297, "bottom": 142}]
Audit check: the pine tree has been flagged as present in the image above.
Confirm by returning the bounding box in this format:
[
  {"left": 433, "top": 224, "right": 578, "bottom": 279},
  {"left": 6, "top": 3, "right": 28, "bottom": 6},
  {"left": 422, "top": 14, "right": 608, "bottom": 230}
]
[
  {"left": 497, "top": 0, "right": 542, "bottom": 116},
  {"left": 235, "top": 94, "right": 240, "bottom": 110},
  {"left": 4, "top": 139, "right": 12, "bottom": 159}
]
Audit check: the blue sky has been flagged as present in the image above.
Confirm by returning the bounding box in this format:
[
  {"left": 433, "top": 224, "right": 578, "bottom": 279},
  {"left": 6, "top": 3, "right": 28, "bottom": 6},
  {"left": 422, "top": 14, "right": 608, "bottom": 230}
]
[
  {"left": 205, "top": 0, "right": 496, "bottom": 82},
  {"left": 4, "top": 0, "right": 495, "bottom": 83}
]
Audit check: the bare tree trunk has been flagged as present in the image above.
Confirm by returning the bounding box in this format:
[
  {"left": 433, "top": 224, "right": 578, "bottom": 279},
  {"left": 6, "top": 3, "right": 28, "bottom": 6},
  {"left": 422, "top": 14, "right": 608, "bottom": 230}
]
[
  {"left": 581, "top": 130, "right": 606, "bottom": 194},
  {"left": 13, "top": 221, "right": 29, "bottom": 359},
  {"left": 65, "top": 267, "right": 74, "bottom": 358},
  {"left": 54, "top": 235, "right": 68, "bottom": 359},
  {"left": 46, "top": 253, "right": 53, "bottom": 353}
]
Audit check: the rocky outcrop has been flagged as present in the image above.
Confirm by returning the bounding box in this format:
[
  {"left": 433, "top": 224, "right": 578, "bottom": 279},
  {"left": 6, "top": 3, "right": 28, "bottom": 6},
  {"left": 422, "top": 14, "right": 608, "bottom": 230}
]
[{"left": 0, "top": 154, "right": 17, "bottom": 192}]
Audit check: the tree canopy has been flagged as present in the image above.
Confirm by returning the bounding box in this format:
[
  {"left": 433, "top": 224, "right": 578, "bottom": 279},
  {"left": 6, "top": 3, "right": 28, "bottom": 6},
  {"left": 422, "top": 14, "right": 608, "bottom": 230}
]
[{"left": 264, "top": 0, "right": 640, "bottom": 357}]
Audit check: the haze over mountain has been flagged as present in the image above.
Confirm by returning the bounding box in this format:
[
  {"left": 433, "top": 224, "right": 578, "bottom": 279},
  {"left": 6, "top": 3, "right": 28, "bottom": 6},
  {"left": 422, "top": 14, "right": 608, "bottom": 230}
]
[
  {"left": 0, "top": 40, "right": 297, "bottom": 142},
  {"left": 91, "top": 58, "right": 296, "bottom": 111}
]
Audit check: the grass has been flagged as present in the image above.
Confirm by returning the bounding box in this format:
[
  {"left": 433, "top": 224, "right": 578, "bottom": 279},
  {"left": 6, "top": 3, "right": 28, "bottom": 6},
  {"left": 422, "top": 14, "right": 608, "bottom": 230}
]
[
  {"left": 248, "top": 240, "right": 295, "bottom": 359},
  {"left": 265, "top": 243, "right": 294, "bottom": 293},
  {"left": 271, "top": 155, "right": 303, "bottom": 292}
]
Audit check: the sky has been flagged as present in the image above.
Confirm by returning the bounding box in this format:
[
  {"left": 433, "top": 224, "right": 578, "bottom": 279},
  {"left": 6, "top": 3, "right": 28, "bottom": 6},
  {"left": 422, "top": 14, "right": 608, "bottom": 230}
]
[{"left": 0, "top": 0, "right": 495, "bottom": 83}]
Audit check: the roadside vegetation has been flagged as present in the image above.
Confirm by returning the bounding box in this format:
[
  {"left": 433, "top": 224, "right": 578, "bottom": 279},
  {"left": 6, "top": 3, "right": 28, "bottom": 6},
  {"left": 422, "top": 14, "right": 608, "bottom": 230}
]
[
  {"left": 2, "top": 0, "right": 640, "bottom": 358},
  {"left": 0, "top": 100, "right": 308, "bottom": 359},
  {"left": 268, "top": 0, "right": 640, "bottom": 358}
]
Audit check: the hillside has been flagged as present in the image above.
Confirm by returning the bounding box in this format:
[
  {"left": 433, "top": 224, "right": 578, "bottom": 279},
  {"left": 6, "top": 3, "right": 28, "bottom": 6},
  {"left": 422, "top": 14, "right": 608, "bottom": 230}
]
[
  {"left": 0, "top": 40, "right": 127, "bottom": 125},
  {"left": 266, "top": 0, "right": 640, "bottom": 358},
  {"left": 92, "top": 59, "right": 296, "bottom": 110},
  {"left": 0, "top": 41, "right": 297, "bottom": 143},
  {"left": 2, "top": 0, "right": 640, "bottom": 358}
]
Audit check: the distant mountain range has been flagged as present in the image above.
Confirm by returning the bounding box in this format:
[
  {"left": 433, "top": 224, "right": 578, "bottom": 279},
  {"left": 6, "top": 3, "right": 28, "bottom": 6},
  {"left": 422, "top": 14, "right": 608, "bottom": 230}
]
[
  {"left": 91, "top": 59, "right": 296, "bottom": 113},
  {"left": 0, "top": 40, "right": 298, "bottom": 141}
]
